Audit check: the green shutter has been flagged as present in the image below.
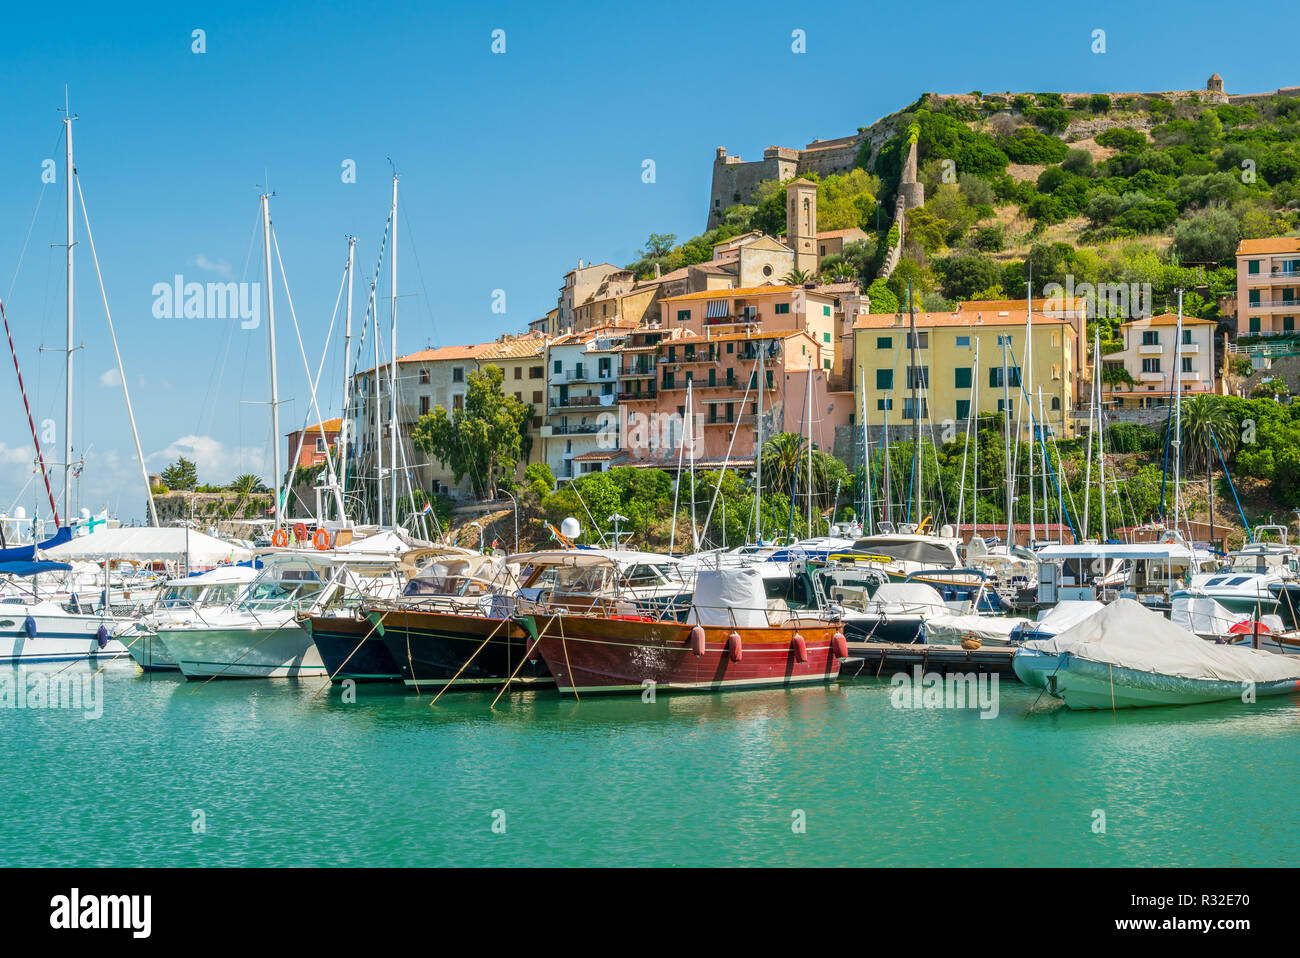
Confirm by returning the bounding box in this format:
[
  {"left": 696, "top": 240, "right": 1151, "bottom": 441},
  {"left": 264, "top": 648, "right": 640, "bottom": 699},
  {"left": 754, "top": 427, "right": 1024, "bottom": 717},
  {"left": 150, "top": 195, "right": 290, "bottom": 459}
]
[
  {"left": 955, "top": 367, "right": 972, "bottom": 389},
  {"left": 876, "top": 369, "right": 892, "bottom": 389}
]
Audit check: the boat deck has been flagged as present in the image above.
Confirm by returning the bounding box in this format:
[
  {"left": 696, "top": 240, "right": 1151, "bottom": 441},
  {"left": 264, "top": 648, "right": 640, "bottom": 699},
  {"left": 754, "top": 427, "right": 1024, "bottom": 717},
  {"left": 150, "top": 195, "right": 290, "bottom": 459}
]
[{"left": 843, "top": 641, "right": 1018, "bottom": 677}]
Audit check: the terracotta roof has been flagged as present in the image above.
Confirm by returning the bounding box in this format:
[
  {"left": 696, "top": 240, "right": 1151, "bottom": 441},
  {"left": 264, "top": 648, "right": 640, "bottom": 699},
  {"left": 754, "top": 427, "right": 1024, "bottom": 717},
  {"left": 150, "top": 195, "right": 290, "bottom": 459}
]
[
  {"left": 816, "top": 228, "right": 867, "bottom": 239},
  {"left": 399, "top": 343, "right": 492, "bottom": 363},
  {"left": 1237, "top": 237, "right": 1300, "bottom": 255},
  {"left": 854, "top": 310, "right": 1071, "bottom": 329},
  {"left": 479, "top": 338, "right": 546, "bottom": 359},
  {"left": 1122, "top": 312, "right": 1217, "bottom": 327},
  {"left": 572, "top": 450, "right": 628, "bottom": 463},
  {"left": 958, "top": 298, "right": 1086, "bottom": 313},
  {"left": 288, "top": 418, "right": 342, "bottom": 436},
  {"left": 662, "top": 284, "right": 815, "bottom": 303}
]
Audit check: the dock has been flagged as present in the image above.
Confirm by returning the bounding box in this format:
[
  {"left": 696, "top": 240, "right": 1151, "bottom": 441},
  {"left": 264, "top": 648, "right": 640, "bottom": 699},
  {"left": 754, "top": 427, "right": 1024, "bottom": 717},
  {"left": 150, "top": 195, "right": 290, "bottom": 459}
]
[{"left": 842, "top": 641, "right": 1018, "bottom": 677}]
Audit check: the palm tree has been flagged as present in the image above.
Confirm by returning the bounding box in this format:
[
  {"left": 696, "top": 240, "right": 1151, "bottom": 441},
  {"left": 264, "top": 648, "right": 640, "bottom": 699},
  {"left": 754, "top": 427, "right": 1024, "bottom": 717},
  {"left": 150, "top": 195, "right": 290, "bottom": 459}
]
[
  {"left": 1176, "top": 395, "right": 1237, "bottom": 543},
  {"left": 761, "top": 432, "right": 830, "bottom": 501},
  {"left": 782, "top": 267, "right": 813, "bottom": 286},
  {"left": 230, "top": 473, "right": 263, "bottom": 517}
]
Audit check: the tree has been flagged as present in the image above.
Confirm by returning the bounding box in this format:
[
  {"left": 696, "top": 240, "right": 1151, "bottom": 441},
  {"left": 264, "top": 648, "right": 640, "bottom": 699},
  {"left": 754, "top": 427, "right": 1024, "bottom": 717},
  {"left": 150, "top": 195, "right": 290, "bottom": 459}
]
[
  {"left": 1177, "top": 395, "right": 1236, "bottom": 473},
  {"left": 782, "top": 268, "right": 813, "bottom": 285},
  {"left": 640, "top": 233, "right": 676, "bottom": 258},
  {"left": 161, "top": 457, "right": 198, "bottom": 491},
  {"left": 411, "top": 365, "right": 533, "bottom": 499},
  {"left": 229, "top": 473, "right": 263, "bottom": 515}
]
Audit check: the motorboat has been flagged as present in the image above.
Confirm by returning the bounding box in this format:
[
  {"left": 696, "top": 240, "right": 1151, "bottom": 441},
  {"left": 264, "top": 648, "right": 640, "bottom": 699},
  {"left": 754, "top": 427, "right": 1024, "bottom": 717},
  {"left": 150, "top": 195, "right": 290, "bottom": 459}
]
[{"left": 119, "top": 564, "right": 258, "bottom": 671}]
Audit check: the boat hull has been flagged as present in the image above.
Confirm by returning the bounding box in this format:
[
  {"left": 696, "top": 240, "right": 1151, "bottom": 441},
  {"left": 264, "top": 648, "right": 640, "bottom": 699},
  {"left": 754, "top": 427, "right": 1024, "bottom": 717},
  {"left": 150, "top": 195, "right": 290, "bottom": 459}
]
[
  {"left": 0, "top": 612, "right": 127, "bottom": 664},
  {"left": 376, "top": 610, "right": 545, "bottom": 690},
  {"left": 161, "top": 622, "right": 324, "bottom": 679},
  {"left": 1053, "top": 655, "right": 1300, "bottom": 709},
  {"left": 1011, "top": 648, "right": 1065, "bottom": 690},
  {"left": 526, "top": 613, "right": 842, "bottom": 695},
  {"left": 305, "top": 614, "right": 402, "bottom": 683},
  {"left": 123, "top": 628, "right": 178, "bottom": 671}
]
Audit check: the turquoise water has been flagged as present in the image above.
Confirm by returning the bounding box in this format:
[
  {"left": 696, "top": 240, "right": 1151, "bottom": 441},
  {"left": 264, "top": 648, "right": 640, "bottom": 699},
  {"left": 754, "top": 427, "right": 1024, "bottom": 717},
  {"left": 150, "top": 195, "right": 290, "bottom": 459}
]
[{"left": 2, "top": 661, "right": 1296, "bottom": 867}]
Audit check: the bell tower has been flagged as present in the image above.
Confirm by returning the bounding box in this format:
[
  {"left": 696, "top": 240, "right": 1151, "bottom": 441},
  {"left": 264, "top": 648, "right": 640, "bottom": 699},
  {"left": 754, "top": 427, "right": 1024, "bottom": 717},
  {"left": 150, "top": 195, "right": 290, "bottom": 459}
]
[{"left": 785, "top": 178, "right": 818, "bottom": 277}]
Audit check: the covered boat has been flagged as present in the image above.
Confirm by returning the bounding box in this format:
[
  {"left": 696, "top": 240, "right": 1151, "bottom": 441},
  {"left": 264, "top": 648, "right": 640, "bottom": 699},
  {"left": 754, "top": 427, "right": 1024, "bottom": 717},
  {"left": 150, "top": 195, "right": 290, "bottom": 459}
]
[{"left": 1020, "top": 599, "right": 1300, "bottom": 709}]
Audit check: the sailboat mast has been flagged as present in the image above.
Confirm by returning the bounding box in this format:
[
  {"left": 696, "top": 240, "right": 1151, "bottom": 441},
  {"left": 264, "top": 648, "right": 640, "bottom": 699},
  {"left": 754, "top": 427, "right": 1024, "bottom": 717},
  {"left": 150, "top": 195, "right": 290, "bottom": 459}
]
[
  {"left": 753, "top": 342, "right": 763, "bottom": 541},
  {"left": 907, "top": 282, "right": 920, "bottom": 523},
  {"left": 1173, "top": 289, "right": 1184, "bottom": 539},
  {"left": 260, "top": 193, "right": 282, "bottom": 532},
  {"left": 338, "top": 236, "right": 356, "bottom": 520},
  {"left": 860, "top": 363, "right": 872, "bottom": 536},
  {"left": 388, "top": 176, "right": 399, "bottom": 528},
  {"left": 1026, "top": 283, "right": 1034, "bottom": 546},
  {"left": 1001, "top": 337, "right": 1012, "bottom": 546},
  {"left": 63, "top": 107, "right": 75, "bottom": 523},
  {"left": 806, "top": 365, "right": 814, "bottom": 537}
]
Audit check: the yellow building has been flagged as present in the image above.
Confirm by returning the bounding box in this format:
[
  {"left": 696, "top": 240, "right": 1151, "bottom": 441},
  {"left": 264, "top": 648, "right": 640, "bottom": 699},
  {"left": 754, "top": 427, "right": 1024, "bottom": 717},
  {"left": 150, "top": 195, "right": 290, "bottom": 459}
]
[{"left": 852, "top": 302, "right": 1077, "bottom": 439}]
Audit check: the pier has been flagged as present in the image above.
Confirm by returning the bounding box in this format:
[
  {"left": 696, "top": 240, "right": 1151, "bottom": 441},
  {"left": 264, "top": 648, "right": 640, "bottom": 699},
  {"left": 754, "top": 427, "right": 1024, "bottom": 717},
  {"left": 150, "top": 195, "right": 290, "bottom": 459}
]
[{"left": 842, "top": 641, "right": 1018, "bottom": 677}]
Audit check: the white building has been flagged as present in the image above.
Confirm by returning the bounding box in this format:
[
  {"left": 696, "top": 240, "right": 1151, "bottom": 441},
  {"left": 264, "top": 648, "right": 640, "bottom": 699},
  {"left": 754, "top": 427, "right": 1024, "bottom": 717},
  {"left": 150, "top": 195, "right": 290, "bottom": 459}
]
[
  {"left": 1101, "top": 313, "right": 1217, "bottom": 409},
  {"left": 542, "top": 325, "right": 630, "bottom": 479}
]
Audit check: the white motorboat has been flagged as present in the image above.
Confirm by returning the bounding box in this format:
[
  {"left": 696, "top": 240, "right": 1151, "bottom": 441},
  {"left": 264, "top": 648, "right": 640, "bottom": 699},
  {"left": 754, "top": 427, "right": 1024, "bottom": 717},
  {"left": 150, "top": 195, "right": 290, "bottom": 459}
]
[
  {"left": 120, "top": 565, "right": 259, "bottom": 671},
  {"left": 0, "top": 560, "right": 129, "bottom": 663}
]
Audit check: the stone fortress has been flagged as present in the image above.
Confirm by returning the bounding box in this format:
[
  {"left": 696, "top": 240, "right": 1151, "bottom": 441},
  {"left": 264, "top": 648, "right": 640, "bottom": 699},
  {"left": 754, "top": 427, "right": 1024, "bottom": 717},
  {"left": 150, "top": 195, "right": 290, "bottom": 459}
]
[{"left": 706, "top": 74, "right": 1300, "bottom": 231}]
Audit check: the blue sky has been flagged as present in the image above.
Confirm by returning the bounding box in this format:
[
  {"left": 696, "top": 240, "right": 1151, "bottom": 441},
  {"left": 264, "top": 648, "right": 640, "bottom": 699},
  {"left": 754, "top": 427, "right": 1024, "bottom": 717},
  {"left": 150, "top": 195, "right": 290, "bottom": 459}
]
[{"left": 0, "top": 0, "right": 1291, "bottom": 521}]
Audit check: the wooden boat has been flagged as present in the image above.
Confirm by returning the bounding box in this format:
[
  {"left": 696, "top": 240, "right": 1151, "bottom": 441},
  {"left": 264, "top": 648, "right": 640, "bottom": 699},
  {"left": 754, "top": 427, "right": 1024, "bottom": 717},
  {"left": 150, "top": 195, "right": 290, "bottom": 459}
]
[
  {"left": 521, "top": 562, "right": 845, "bottom": 695},
  {"left": 374, "top": 608, "right": 542, "bottom": 690}
]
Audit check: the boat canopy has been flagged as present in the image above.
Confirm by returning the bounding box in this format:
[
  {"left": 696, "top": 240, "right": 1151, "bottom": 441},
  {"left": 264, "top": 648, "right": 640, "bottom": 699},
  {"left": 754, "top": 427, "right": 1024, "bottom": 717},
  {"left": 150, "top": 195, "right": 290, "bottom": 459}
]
[
  {"left": 1022, "top": 598, "right": 1300, "bottom": 684},
  {"left": 40, "top": 527, "right": 252, "bottom": 565},
  {"left": 1036, "top": 543, "right": 1199, "bottom": 562},
  {"left": 0, "top": 560, "right": 73, "bottom": 577},
  {"left": 690, "top": 567, "right": 769, "bottom": 628}
]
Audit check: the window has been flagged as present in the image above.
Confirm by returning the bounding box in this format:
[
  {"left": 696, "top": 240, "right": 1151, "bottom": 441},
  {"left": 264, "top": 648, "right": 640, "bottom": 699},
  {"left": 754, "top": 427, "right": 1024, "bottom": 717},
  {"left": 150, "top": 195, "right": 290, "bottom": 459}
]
[
  {"left": 598, "top": 357, "right": 611, "bottom": 378},
  {"left": 902, "top": 397, "right": 928, "bottom": 420},
  {"left": 1182, "top": 357, "right": 1193, "bottom": 373},
  {"left": 1142, "top": 358, "right": 1161, "bottom": 373},
  {"left": 1286, "top": 316, "right": 1296, "bottom": 333},
  {"left": 824, "top": 359, "right": 831, "bottom": 370},
  {"left": 955, "top": 367, "right": 972, "bottom": 389},
  {"left": 823, "top": 332, "right": 831, "bottom": 343},
  {"left": 453, "top": 394, "right": 463, "bottom": 410},
  {"left": 1249, "top": 290, "right": 1261, "bottom": 306},
  {"left": 955, "top": 335, "right": 971, "bottom": 347},
  {"left": 775, "top": 302, "right": 791, "bottom": 315},
  {"left": 876, "top": 336, "right": 892, "bottom": 349},
  {"left": 419, "top": 368, "right": 430, "bottom": 385},
  {"left": 956, "top": 399, "right": 971, "bottom": 419},
  {"left": 1142, "top": 330, "right": 1159, "bottom": 346},
  {"left": 532, "top": 390, "right": 542, "bottom": 403},
  {"left": 1248, "top": 259, "right": 1260, "bottom": 274},
  {"left": 989, "top": 367, "right": 1021, "bottom": 388},
  {"left": 1250, "top": 316, "right": 1261, "bottom": 333},
  {"left": 906, "top": 331, "right": 929, "bottom": 349},
  {"left": 676, "top": 309, "right": 691, "bottom": 322},
  {"left": 906, "top": 366, "right": 929, "bottom": 389},
  {"left": 1182, "top": 329, "right": 1193, "bottom": 344},
  {"left": 820, "top": 245, "right": 826, "bottom": 256},
  {"left": 823, "top": 305, "right": 831, "bottom": 316},
  {"left": 1051, "top": 396, "right": 1061, "bottom": 411},
  {"left": 997, "top": 334, "right": 1012, "bottom": 346},
  {"left": 315, "top": 436, "right": 325, "bottom": 453},
  {"left": 726, "top": 342, "right": 734, "bottom": 353},
  {"left": 452, "top": 367, "right": 464, "bottom": 383},
  {"left": 419, "top": 396, "right": 429, "bottom": 415},
  {"left": 513, "top": 366, "right": 522, "bottom": 379},
  {"left": 877, "top": 398, "right": 893, "bottom": 411},
  {"left": 514, "top": 392, "right": 522, "bottom": 400},
  {"left": 553, "top": 359, "right": 562, "bottom": 374},
  {"left": 530, "top": 365, "right": 543, "bottom": 379},
  {"left": 876, "top": 369, "right": 893, "bottom": 390}
]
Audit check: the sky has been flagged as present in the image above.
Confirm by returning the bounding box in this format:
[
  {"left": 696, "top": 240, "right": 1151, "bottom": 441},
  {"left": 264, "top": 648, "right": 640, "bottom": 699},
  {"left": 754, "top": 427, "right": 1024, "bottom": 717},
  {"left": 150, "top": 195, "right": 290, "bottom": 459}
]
[{"left": 0, "top": 0, "right": 1293, "bottom": 523}]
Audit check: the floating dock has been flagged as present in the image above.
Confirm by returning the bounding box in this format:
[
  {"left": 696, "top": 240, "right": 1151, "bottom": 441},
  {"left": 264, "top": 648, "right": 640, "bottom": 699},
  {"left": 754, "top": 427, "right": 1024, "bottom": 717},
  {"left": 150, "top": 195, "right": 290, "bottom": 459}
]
[{"left": 843, "top": 641, "right": 1018, "bottom": 677}]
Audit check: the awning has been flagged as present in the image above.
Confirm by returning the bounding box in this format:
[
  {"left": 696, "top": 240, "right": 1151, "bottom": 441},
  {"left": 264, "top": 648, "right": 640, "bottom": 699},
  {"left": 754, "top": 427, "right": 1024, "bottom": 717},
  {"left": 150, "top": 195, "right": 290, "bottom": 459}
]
[
  {"left": 40, "top": 527, "right": 253, "bottom": 565},
  {"left": 705, "top": 300, "right": 730, "bottom": 319},
  {"left": 0, "top": 560, "right": 72, "bottom": 577}
]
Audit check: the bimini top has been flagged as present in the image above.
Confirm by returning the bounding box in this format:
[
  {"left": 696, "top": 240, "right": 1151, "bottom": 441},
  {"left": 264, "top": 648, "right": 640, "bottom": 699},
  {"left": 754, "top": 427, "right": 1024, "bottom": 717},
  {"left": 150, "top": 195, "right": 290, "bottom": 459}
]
[
  {"left": 1036, "top": 542, "right": 1200, "bottom": 562},
  {"left": 0, "top": 560, "right": 73, "bottom": 577},
  {"left": 507, "top": 549, "right": 681, "bottom": 568}
]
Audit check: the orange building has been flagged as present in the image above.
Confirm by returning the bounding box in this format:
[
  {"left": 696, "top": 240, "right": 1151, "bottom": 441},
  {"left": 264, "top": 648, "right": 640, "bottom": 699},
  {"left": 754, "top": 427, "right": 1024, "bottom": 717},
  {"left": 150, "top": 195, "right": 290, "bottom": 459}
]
[{"left": 286, "top": 418, "right": 343, "bottom": 469}]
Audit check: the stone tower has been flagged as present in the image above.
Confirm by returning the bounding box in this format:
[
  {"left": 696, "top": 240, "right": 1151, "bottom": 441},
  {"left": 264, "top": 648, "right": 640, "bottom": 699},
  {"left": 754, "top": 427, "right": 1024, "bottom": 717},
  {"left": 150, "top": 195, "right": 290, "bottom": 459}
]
[
  {"left": 785, "top": 178, "right": 819, "bottom": 277},
  {"left": 1207, "top": 72, "right": 1224, "bottom": 94}
]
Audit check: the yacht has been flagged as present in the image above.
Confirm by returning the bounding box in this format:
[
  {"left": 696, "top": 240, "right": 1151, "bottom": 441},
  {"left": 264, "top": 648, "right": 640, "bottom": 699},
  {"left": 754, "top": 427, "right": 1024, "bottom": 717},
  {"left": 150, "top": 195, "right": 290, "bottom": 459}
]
[{"left": 119, "top": 565, "right": 258, "bottom": 671}]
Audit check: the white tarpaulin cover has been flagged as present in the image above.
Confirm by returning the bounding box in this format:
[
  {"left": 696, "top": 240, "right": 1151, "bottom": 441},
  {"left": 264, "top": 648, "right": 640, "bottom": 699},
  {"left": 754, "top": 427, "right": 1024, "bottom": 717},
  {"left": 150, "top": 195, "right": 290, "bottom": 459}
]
[
  {"left": 1022, "top": 598, "right": 1300, "bottom": 685},
  {"left": 40, "top": 527, "right": 252, "bottom": 565},
  {"left": 866, "top": 582, "right": 947, "bottom": 614},
  {"left": 1034, "top": 600, "right": 1106, "bottom": 633},
  {"left": 691, "top": 567, "right": 769, "bottom": 628},
  {"left": 1171, "top": 596, "right": 1246, "bottom": 637},
  {"left": 923, "top": 613, "right": 1029, "bottom": 645}
]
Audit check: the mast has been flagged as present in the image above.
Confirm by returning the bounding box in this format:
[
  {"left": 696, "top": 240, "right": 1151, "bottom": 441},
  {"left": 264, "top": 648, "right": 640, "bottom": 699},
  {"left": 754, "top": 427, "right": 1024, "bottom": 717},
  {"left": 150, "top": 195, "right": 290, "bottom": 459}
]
[
  {"left": 1026, "top": 281, "right": 1034, "bottom": 546},
  {"left": 1172, "top": 289, "right": 1184, "bottom": 540},
  {"left": 388, "top": 175, "right": 399, "bottom": 528},
  {"left": 1084, "top": 326, "right": 1097, "bottom": 537},
  {"left": 1001, "top": 337, "right": 1012, "bottom": 547},
  {"left": 753, "top": 341, "right": 763, "bottom": 542},
  {"left": 881, "top": 399, "right": 891, "bottom": 528},
  {"left": 260, "top": 192, "right": 283, "bottom": 532},
  {"left": 337, "top": 236, "right": 356, "bottom": 520},
  {"left": 1038, "top": 386, "right": 1049, "bottom": 539},
  {"left": 63, "top": 101, "right": 75, "bottom": 524},
  {"left": 806, "top": 365, "right": 814, "bottom": 537},
  {"left": 860, "top": 363, "right": 872, "bottom": 536},
  {"left": 907, "top": 281, "right": 920, "bottom": 524}
]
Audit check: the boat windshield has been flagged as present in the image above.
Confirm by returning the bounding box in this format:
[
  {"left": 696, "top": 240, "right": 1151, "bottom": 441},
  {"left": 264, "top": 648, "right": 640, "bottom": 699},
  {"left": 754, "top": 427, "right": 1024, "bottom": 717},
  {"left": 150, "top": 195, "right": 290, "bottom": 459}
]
[
  {"left": 1224, "top": 552, "right": 1287, "bottom": 574},
  {"left": 157, "top": 584, "right": 203, "bottom": 609},
  {"left": 403, "top": 575, "right": 493, "bottom": 598},
  {"left": 857, "top": 539, "right": 958, "bottom": 566},
  {"left": 239, "top": 568, "right": 325, "bottom": 611}
]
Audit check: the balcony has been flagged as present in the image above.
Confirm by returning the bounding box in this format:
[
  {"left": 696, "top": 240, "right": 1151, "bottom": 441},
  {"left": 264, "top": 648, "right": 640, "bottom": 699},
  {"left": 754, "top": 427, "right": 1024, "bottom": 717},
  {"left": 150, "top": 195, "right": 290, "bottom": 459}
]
[
  {"left": 544, "top": 423, "right": 613, "bottom": 437},
  {"left": 619, "top": 389, "right": 658, "bottom": 402},
  {"left": 619, "top": 365, "right": 656, "bottom": 378},
  {"left": 1246, "top": 299, "right": 1300, "bottom": 315},
  {"left": 704, "top": 414, "right": 756, "bottom": 427},
  {"left": 548, "top": 395, "right": 612, "bottom": 411},
  {"left": 1138, "top": 343, "right": 1163, "bottom": 356},
  {"left": 1139, "top": 371, "right": 1163, "bottom": 382}
]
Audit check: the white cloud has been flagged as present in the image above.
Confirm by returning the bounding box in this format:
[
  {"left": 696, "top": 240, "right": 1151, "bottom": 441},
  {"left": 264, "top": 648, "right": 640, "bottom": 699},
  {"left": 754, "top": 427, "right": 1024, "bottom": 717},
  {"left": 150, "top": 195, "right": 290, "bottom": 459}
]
[
  {"left": 191, "top": 254, "right": 233, "bottom": 278},
  {"left": 99, "top": 368, "right": 122, "bottom": 388},
  {"left": 148, "top": 434, "right": 266, "bottom": 485}
]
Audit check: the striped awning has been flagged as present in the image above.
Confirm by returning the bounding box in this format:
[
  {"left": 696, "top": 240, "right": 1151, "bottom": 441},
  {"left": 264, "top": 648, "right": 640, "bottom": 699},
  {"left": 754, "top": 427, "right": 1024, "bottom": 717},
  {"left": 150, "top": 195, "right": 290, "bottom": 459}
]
[{"left": 705, "top": 300, "right": 730, "bottom": 319}]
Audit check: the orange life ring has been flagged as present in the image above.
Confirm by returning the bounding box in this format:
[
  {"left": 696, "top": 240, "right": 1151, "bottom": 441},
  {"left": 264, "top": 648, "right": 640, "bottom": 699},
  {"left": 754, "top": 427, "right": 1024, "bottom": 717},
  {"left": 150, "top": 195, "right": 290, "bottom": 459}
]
[
  {"left": 312, "top": 528, "right": 331, "bottom": 551},
  {"left": 292, "top": 522, "right": 309, "bottom": 542},
  {"left": 271, "top": 529, "right": 289, "bottom": 548}
]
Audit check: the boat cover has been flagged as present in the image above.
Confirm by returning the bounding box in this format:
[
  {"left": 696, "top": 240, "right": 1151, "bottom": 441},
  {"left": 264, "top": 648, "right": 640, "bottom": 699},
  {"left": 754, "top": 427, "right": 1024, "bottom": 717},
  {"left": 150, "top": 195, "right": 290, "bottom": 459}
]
[
  {"left": 40, "top": 527, "right": 252, "bottom": 565},
  {"left": 690, "top": 567, "right": 770, "bottom": 628},
  {"left": 1021, "top": 598, "right": 1300, "bottom": 685},
  {"left": 867, "top": 582, "right": 946, "bottom": 610},
  {"left": 1171, "top": 596, "right": 1246, "bottom": 637},
  {"left": 1034, "top": 600, "right": 1106, "bottom": 633},
  {"left": 923, "top": 613, "right": 1029, "bottom": 645}
]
